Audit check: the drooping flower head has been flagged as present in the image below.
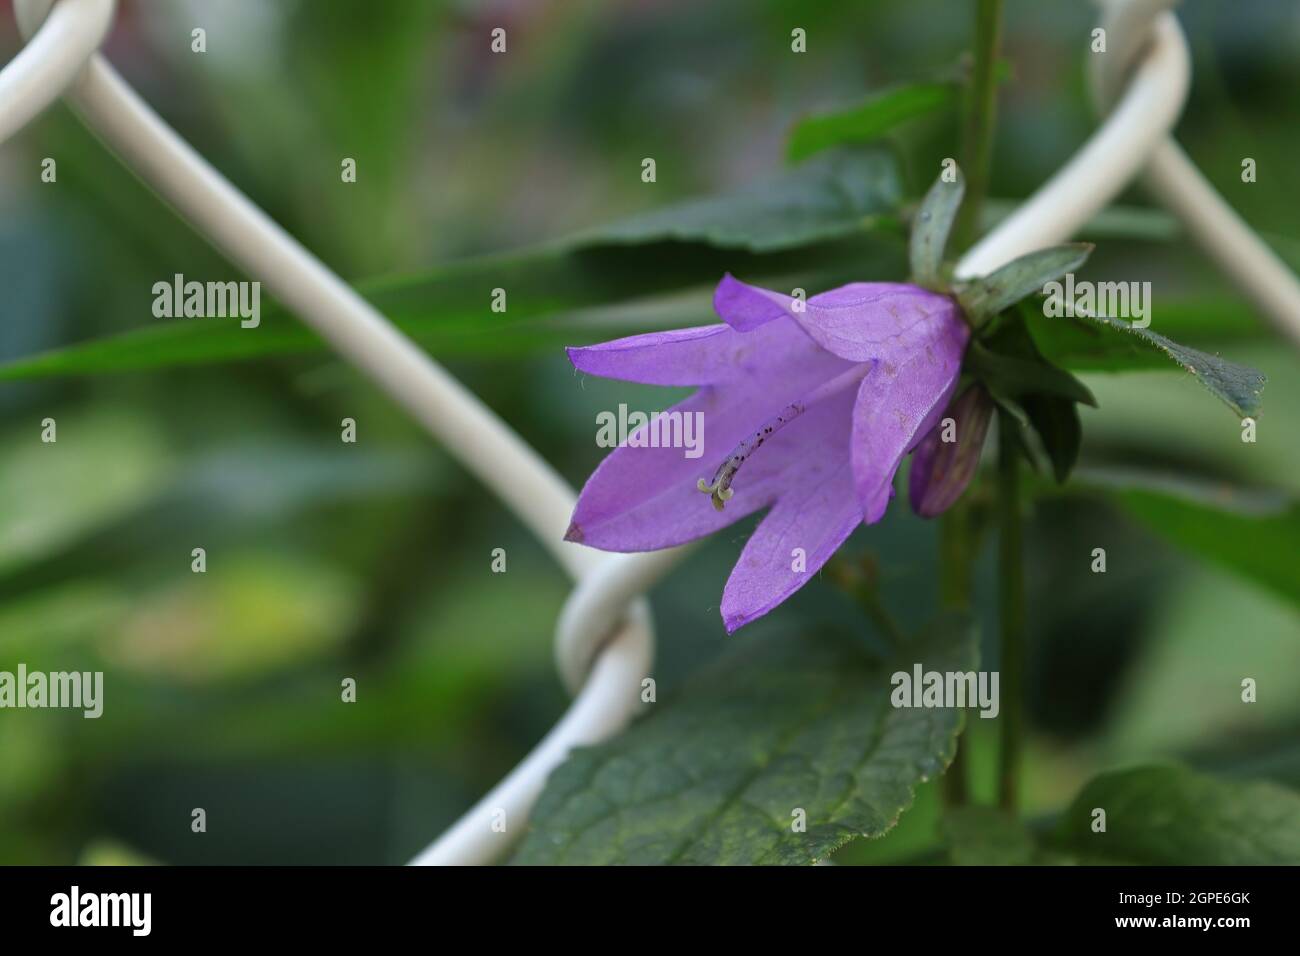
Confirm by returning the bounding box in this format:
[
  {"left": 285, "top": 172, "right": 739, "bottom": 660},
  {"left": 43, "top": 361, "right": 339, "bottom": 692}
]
[
  {"left": 564, "top": 168, "right": 1093, "bottom": 632},
  {"left": 565, "top": 276, "right": 969, "bottom": 632}
]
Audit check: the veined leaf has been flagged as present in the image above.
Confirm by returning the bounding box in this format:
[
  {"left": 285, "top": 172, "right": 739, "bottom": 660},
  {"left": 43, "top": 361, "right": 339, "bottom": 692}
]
[
  {"left": 1026, "top": 302, "right": 1266, "bottom": 417},
  {"left": 512, "top": 614, "right": 977, "bottom": 865},
  {"left": 787, "top": 82, "right": 955, "bottom": 163},
  {"left": 1053, "top": 765, "right": 1300, "bottom": 865},
  {"left": 1025, "top": 297, "right": 1265, "bottom": 372}
]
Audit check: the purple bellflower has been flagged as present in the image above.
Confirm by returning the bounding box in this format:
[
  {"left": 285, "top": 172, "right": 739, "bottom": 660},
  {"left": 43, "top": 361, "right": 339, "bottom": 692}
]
[
  {"left": 565, "top": 274, "right": 972, "bottom": 632},
  {"left": 561, "top": 167, "right": 1089, "bottom": 632}
]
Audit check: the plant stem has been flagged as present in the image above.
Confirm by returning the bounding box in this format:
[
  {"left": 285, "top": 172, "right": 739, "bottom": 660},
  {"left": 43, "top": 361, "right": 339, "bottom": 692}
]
[
  {"left": 954, "top": 0, "right": 1004, "bottom": 250},
  {"left": 995, "top": 411, "right": 1025, "bottom": 812},
  {"left": 939, "top": 0, "right": 1004, "bottom": 804},
  {"left": 938, "top": 505, "right": 973, "bottom": 609},
  {"left": 828, "top": 557, "right": 906, "bottom": 648},
  {"left": 938, "top": 505, "right": 972, "bottom": 807}
]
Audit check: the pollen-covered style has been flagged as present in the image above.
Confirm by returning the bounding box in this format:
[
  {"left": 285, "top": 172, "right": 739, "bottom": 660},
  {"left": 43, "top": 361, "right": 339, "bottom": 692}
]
[{"left": 565, "top": 273, "right": 971, "bottom": 632}]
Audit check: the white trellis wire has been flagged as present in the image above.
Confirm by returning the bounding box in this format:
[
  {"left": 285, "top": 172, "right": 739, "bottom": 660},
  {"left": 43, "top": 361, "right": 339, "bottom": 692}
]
[{"left": 1, "top": 0, "right": 1295, "bottom": 866}]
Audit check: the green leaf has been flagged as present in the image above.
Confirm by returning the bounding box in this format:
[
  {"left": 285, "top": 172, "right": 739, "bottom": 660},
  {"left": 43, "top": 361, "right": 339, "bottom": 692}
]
[
  {"left": 1087, "top": 316, "right": 1266, "bottom": 418},
  {"left": 1027, "top": 302, "right": 1267, "bottom": 418},
  {"left": 943, "top": 808, "right": 1041, "bottom": 865},
  {"left": 576, "top": 147, "right": 902, "bottom": 253},
  {"left": 986, "top": 388, "right": 1029, "bottom": 427},
  {"left": 1053, "top": 765, "right": 1300, "bottom": 865},
  {"left": 0, "top": 150, "right": 905, "bottom": 381},
  {"left": 987, "top": 398, "right": 1043, "bottom": 476},
  {"left": 967, "top": 308, "right": 1097, "bottom": 408},
  {"left": 1025, "top": 297, "right": 1265, "bottom": 372},
  {"left": 957, "top": 243, "right": 1094, "bottom": 322},
  {"left": 1067, "top": 467, "right": 1300, "bottom": 609},
  {"left": 966, "top": 342, "right": 1097, "bottom": 407},
  {"left": 512, "top": 614, "right": 977, "bottom": 865},
  {"left": 982, "top": 201, "right": 1181, "bottom": 242},
  {"left": 971, "top": 317, "right": 1089, "bottom": 476},
  {"left": 909, "top": 167, "right": 965, "bottom": 287},
  {"left": 1021, "top": 395, "right": 1081, "bottom": 484},
  {"left": 786, "top": 83, "right": 955, "bottom": 163}
]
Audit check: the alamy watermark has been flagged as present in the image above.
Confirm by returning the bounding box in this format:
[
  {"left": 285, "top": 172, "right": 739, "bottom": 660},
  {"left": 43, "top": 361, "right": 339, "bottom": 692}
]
[
  {"left": 891, "top": 664, "right": 999, "bottom": 719},
  {"left": 1043, "top": 273, "right": 1152, "bottom": 328},
  {"left": 152, "top": 273, "right": 261, "bottom": 328},
  {"left": 595, "top": 403, "right": 704, "bottom": 459},
  {"left": 0, "top": 664, "right": 103, "bottom": 718},
  {"left": 50, "top": 886, "right": 150, "bottom": 936}
]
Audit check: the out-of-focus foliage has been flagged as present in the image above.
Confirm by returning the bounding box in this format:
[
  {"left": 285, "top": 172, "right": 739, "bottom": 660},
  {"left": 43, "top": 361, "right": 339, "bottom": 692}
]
[
  {"left": 1054, "top": 765, "right": 1300, "bottom": 865},
  {"left": 1, "top": 0, "right": 1297, "bottom": 864}
]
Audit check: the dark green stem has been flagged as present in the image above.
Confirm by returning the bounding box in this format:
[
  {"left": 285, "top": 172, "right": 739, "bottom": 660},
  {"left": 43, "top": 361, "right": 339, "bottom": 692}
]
[
  {"left": 860, "top": 590, "right": 907, "bottom": 649},
  {"left": 954, "top": 0, "right": 1004, "bottom": 250},
  {"left": 939, "top": 506, "right": 974, "bottom": 609},
  {"left": 996, "top": 411, "right": 1025, "bottom": 812},
  {"left": 828, "top": 557, "right": 906, "bottom": 648},
  {"left": 938, "top": 506, "right": 973, "bottom": 807}
]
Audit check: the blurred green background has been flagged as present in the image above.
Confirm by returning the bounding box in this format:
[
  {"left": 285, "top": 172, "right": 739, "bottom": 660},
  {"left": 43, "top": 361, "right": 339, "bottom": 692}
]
[{"left": 0, "top": 0, "right": 1297, "bottom": 864}]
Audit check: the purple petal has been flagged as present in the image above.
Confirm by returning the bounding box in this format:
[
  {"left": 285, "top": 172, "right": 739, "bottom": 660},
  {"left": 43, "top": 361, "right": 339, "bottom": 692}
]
[
  {"left": 908, "top": 385, "right": 993, "bottom": 518},
  {"left": 712, "top": 273, "right": 795, "bottom": 331},
  {"left": 567, "top": 348, "right": 855, "bottom": 551},
  {"left": 714, "top": 274, "right": 961, "bottom": 362},
  {"left": 719, "top": 393, "right": 861, "bottom": 632},
  {"left": 850, "top": 310, "right": 969, "bottom": 522},
  {"left": 566, "top": 312, "right": 828, "bottom": 387}
]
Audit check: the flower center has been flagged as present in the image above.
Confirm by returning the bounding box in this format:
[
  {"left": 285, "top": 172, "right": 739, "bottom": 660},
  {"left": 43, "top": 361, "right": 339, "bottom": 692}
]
[{"left": 697, "top": 363, "right": 872, "bottom": 510}]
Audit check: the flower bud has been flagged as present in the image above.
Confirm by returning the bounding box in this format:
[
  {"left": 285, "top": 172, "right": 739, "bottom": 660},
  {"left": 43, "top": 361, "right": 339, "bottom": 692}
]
[{"left": 908, "top": 385, "right": 993, "bottom": 518}]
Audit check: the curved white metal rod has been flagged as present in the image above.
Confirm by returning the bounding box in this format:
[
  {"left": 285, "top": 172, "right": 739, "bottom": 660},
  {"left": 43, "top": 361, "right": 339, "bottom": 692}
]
[
  {"left": 956, "top": 11, "right": 1190, "bottom": 277},
  {"left": 73, "top": 57, "right": 596, "bottom": 578},
  {"left": 1141, "top": 144, "right": 1300, "bottom": 347},
  {"left": 8, "top": 0, "right": 647, "bottom": 866},
  {"left": 410, "top": 600, "right": 653, "bottom": 865},
  {"left": 555, "top": 547, "right": 688, "bottom": 694},
  {"left": 1090, "top": 0, "right": 1300, "bottom": 347},
  {"left": 0, "top": 0, "right": 112, "bottom": 142}
]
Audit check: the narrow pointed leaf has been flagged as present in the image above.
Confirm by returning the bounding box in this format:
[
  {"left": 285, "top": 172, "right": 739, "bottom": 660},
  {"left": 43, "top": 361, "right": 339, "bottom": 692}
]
[
  {"left": 787, "top": 82, "right": 956, "bottom": 162},
  {"left": 981, "top": 201, "right": 1182, "bottom": 242},
  {"left": 965, "top": 341, "right": 1097, "bottom": 406},
  {"left": 909, "top": 168, "right": 965, "bottom": 287},
  {"left": 1021, "top": 394, "right": 1082, "bottom": 483},
  {"left": 0, "top": 150, "right": 905, "bottom": 382},
  {"left": 1020, "top": 298, "right": 1267, "bottom": 416},
  {"left": 958, "top": 243, "right": 1094, "bottom": 321},
  {"left": 1056, "top": 308, "right": 1265, "bottom": 418},
  {"left": 1024, "top": 297, "right": 1264, "bottom": 371},
  {"left": 993, "top": 402, "right": 1043, "bottom": 475},
  {"left": 579, "top": 147, "right": 902, "bottom": 252}
]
